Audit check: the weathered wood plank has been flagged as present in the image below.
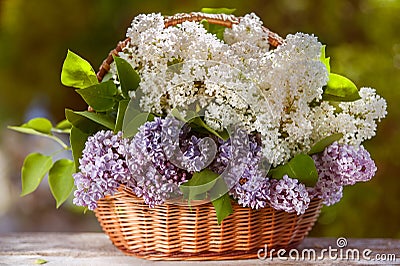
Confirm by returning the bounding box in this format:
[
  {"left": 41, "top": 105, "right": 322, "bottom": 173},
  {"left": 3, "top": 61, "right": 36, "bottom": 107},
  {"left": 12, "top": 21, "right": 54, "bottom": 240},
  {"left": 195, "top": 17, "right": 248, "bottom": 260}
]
[{"left": 0, "top": 233, "right": 399, "bottom": 265}]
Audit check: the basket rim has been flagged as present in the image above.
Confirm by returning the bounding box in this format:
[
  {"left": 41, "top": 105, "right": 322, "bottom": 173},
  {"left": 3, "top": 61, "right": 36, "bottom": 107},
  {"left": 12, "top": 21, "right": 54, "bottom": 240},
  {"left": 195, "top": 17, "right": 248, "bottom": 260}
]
[{"left": 107, "top": 185, "right": 323, "bottom": 211}]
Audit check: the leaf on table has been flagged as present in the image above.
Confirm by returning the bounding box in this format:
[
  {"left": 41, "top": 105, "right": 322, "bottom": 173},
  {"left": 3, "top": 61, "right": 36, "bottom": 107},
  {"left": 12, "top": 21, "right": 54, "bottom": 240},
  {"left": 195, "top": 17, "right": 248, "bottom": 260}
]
[{"left": 34, "top": 258, "right": 48, "bottom": 265}]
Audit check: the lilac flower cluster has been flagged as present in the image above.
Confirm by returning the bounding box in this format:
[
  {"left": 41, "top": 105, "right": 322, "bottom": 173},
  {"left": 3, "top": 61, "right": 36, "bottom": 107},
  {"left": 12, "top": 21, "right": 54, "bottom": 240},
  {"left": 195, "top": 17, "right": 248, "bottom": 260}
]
[
  {"left": 311, "top": 142, "right": 377, "bottom": 206},
  {"left": 126, "top": 116, "right": 217, "bottom": 207},
  {"left": 210, "top": 131, "right": 271, "bottom": 209},
  {"left": 72, "top": 117, "right": 376, "bottom": 215},
  {"left": 210, "top": 130, "right": 310, "bottom": 214},
  {"left": 160, "top": 117, "right": 216, "bottom": 173},
  {"left": 73, "top": 131, "right": 131, "bottom": 210},
  {"left": 268, "top": 176, "right": 310, "bottom": 215}
]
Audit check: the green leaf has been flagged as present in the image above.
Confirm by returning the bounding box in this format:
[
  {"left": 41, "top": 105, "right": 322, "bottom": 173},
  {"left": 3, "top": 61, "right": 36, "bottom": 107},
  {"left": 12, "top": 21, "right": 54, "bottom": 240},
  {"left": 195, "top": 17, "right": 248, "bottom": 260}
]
[
  {"left": 48, "top": 159, "right": 75, "bottom": 208},
  {"left": 61, "top": 50, "right": 98, "bottom": 89},
  {"left": 34, "top": 258, "right": 48, "bottom": 265},
  {"left": 329, "top": 101, "right": 344, "bottom": 113},
  {"left": 122, "top": 97, "right": 151, "bottom": 138},
  {"left": 8, "top": 125, "right": 46, "bottom": 137},
  {"left": 22, "top": 118, "right": 52, "bottom": 134},
  {"left": 70, "top": 126, "right": 89, "bottom": 172},
  {"left": 320, "top": 46, "right": 360, "bottom": 102},
  {"left": 115, "top": 99, "right": 129, "bottom": 132},
  {"left": 212, "top": 193, "right": 233, "bottom": 224},
  {"left": 200, "top": 8, "right": 235, "bottom": 40},
  {"left": 320, "top": 45, "right": 331, "bottom": 73},
  {"left": 8, "top": 121, "right": 69, "bottom": 149},
  {"left": 180, "top": 169, "right": 219, "bottom": 202},
  {"left": 189, "top": 117, "right": 229, "bottom": 140},
  {"left": 21, "top": 153, "right": 53, "bottom": 196},
  {"left": 322, "top": 73, "right": 361, "bottom": 102},
  {"left": 122, "top": 112, "right": 149, "bottom": 138},
  {"left": 102, "top": 72, "right": 113, "bottom": 82},
  {"left": 113, "top": 56, "right": 140, "bottom": 98},
  {"left": 268, "top": 154, "right": 318, "bottom": 187},
  {"left": 55, "top": 119, "right": 72, "bottom": 130},
  {"left": 308, "top": 133, "right": 344, "bottom": 155},
  {"left": 74, "top": 111, "right": 115, "bottom": 130},
  {"left": 200, "top": 20, "right": 226, "bottom": 40},
  {"left": 65, "top": 109, "right": 108, "bottom": 134},
  {"left": 171, "top": 109, "right": 229, "bottom": 140},
  {"left": 75, "top": 80, "right": 117, "bottom": 112},
  {"left": 201, "top": 7, "right": 236, "bottom": 14},
  {"left": 170, "top": 108, "right": 186, "bottom": 121}
]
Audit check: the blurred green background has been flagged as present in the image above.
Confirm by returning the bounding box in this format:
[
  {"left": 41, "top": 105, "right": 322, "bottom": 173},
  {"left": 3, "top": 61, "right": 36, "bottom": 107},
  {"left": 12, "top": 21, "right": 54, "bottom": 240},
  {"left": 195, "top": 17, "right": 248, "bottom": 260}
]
[{"left": 0, "top": 0, "right": 399, "bottom": 238}]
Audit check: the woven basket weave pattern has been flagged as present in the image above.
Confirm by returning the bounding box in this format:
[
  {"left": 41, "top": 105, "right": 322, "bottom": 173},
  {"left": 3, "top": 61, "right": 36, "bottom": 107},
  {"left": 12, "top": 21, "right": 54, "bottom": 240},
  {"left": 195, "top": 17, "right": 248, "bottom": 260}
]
[
  {"left": 94, "top": 13, "right": 322, "bottom": 260},
  {"left": 95, "top": 188, "right": 322, "bottom": 260}
]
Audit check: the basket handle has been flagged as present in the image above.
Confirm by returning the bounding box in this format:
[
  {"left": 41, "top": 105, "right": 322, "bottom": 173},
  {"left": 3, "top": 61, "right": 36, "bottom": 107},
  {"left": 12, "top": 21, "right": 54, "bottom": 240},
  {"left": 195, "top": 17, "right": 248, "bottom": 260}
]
[{"left": 96, "top": 12, "right": 284, "bottom": 81}]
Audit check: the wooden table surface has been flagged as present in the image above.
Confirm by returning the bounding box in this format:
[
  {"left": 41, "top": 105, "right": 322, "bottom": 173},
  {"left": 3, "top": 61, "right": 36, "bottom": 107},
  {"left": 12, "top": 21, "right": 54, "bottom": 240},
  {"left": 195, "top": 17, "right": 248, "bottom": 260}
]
[{"left": 0, "top": 233, "right": 399, "bottom": 265}]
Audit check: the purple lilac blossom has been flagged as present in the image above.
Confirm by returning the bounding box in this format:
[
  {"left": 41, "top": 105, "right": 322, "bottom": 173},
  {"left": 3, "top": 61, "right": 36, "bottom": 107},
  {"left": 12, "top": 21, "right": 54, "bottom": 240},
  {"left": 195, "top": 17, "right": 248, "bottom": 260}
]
[
  {"left": 160, "top": 116, "right": 216, "bottom": 173},
  {"left": 126, "top": 116, "right": 216, "bottom": 207},
  {"left": 210, "top": 130, "right": 271, "bottom": 209},
  {"left": 311, "top": 141, "right": 377, "bottom": 206},
  {"left": 267, "top": 175, "right": 310, "bottom": 215},
  {"left": 72, "top": 131, "right": 131, "bottom": 210},
  {"left": 308, "top": 179, "right": 343, "bottom": 206}
]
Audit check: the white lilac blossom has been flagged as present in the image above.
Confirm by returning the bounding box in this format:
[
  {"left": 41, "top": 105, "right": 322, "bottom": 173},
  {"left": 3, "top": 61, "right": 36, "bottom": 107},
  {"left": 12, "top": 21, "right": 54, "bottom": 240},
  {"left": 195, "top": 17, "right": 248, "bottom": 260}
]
[
  {"left": 309, "top": 88, "right": 387, "bottom": 149},
  {"left": 311, "top": 142, "right": 377, "bottom": 205},
  {"left": 339, "top": 87, "right": 387, "bottom": 145},
  {"left": 224, "top": 13, "right": 269, "bottom": 49},
  {"left": 111, "top": 13, "right": 387, "bottom": 167},
  {"left": 72, "top": 131, "right": 131, "bottom": 210},
  {"left": 267, "top": 175, "right": 311, "bottom": 215}
]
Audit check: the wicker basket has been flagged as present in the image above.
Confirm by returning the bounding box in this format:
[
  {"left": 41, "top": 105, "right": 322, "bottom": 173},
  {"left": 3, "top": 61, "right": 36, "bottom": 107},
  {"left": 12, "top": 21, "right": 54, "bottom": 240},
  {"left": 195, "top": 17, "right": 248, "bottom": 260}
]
[
  {"left": 93, "top": 12, "right": 323, "bottom": 261},
  {"left": 95, "top": 187, "right": 322, "bottom": 260}
]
